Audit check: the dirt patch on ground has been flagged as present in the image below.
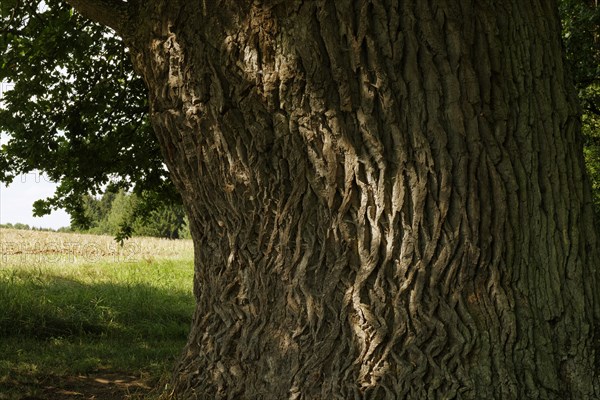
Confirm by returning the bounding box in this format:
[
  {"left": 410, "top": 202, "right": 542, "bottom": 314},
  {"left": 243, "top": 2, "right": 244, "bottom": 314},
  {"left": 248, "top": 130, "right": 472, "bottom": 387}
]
[{"left": 1, "top": 372, "right": 156, "bottom": 400}]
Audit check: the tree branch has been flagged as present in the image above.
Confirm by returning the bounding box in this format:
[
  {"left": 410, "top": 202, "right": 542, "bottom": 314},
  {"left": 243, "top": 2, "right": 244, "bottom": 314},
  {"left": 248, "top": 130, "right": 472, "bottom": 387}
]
[{"left": 64, "top": 0, "right": 132, "bottom": 36}]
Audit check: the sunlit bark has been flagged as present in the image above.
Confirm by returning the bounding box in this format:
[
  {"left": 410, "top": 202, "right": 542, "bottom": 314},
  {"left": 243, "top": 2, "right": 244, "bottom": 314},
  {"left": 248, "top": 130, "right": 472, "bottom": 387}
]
[{"left": 69, "top": 0, "right": 600, "bottom": 398}]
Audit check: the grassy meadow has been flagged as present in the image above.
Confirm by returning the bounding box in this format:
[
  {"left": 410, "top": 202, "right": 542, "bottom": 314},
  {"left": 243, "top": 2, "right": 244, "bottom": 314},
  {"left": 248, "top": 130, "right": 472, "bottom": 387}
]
[{"left": 0, "top": 228, "right": 195, "bottom": 399}]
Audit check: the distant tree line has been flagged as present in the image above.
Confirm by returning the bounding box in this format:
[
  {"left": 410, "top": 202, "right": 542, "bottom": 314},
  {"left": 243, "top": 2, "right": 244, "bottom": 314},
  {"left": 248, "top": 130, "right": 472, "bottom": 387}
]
[
  {"left": 0, "top": 223, "right": 70, "bottom": 232},
  {"left": 0, "top": 191, "right": 190, "bottom": 240},
  {"left": 70, "top": 190, "right": 191, "bottom": 240}
]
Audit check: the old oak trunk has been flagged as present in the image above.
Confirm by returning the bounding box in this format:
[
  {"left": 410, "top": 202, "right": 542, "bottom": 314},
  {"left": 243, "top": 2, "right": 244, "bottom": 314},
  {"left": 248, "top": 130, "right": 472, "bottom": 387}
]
[{"left": 67, "top": 0, "right": 600, "bottom": 398}]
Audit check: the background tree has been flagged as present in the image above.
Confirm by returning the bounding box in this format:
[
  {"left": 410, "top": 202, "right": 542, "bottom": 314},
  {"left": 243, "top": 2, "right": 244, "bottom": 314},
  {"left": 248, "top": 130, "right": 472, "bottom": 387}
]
[
  {"left": 76, "top": 190, "right": 117, "bottom": 231},
  {"left": 132, "top": 202, "right": 189, "bottom": 239},
  {"left": 0, "top": 0, "right": 179, "bottom": 232},
  {"left": 1, "top": 0, "right": 599, "bottom": 398},
  {"left": 560, "top": 0, "right": 600, "bottom": 217},
  {"left": 73, "top": 189, "right": 190, "bottom": 239}
]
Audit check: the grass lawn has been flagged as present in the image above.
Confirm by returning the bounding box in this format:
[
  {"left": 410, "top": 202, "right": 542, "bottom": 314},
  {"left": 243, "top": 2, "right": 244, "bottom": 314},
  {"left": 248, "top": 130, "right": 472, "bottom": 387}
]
[{"left": 0, "top": 229, "right": 195, "bottom": 399}]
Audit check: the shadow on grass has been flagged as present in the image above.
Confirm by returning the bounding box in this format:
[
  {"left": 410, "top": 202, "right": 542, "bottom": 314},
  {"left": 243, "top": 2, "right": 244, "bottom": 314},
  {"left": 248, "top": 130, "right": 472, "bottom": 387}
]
[
  {"left": 0, "top": 269, "right": 195, "bottom": 398},
  {"left": 0, "top": 272, "right": 194, "bottom": 340}
]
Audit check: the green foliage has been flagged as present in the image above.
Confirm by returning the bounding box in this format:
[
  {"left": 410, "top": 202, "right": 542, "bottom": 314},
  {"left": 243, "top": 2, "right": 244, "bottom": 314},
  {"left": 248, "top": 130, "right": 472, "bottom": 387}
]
[
  {"left": 0, "top": 222, "right": 30, "bottom": 230},
  {"left": 0, "top": 222, "right": 68, "bottom": 231},
  {"left": 559, "top": 0, "right": 600, "bottom": 216},
  {"left": 583, "top": 95, "right": 600, "bottom": 216},
  {"left": 133, "top": 203, "right": 190, "bottom": 240},
  {"left": 0, "top": 0, "right": 179, "bottom": 228},
  {"left": 73, "top": 189, "right": 190, "bottom": 240}
]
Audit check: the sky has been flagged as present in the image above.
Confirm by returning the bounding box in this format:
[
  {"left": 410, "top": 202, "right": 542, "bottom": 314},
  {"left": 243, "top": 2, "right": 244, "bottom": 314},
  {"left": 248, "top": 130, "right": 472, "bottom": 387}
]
[
  {"left": 1, "top": 81, "right": 71, "bottom": 230},
  {"left": 0, "top": 173, "right": 71, "bottom": 229}
]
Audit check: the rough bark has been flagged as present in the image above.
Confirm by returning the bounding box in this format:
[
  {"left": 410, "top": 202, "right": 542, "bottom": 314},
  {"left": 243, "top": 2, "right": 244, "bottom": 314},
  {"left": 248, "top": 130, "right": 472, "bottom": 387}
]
[{"left": 71, "top": 0, "right": 600, "bottom": 398}]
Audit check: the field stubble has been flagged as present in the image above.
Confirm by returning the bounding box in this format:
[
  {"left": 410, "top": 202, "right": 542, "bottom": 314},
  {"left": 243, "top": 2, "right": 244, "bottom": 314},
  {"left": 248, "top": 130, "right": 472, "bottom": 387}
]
[{"left": 0, "top": 228, "right": 194, "bottom": 267}]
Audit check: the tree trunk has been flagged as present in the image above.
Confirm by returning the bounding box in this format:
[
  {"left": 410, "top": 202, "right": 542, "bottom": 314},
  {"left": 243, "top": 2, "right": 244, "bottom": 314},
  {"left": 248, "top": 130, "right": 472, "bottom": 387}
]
[{"left": 126, "top": 1, "right": 599, "bottom": 398}]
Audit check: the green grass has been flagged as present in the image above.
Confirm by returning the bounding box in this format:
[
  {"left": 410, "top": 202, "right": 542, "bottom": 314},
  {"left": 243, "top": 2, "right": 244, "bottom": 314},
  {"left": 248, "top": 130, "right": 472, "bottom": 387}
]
[{"left": 0, "top": 255, "right": 195, "bottom": 399}]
